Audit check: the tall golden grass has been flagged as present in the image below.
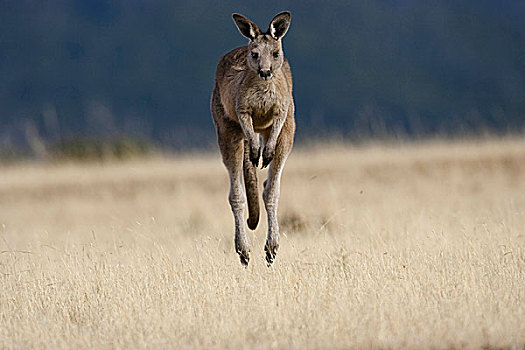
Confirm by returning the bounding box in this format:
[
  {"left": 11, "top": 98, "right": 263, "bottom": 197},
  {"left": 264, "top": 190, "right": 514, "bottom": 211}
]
[{"left": 1, "top": 138, "right": 524, "bottom": 349}]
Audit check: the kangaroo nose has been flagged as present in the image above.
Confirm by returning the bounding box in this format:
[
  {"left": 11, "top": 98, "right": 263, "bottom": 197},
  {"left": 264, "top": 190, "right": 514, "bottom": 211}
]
[{"left": 258, "top": 69, "right": 272, "bottom": 80}]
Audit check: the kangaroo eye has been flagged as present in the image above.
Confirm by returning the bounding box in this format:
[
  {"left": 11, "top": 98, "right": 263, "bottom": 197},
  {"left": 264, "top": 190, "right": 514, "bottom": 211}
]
[
  {"left": 251, "top": 52, "right": 259, "bottom": 59},
  {"left": 273, "top": 51, "right": 279, "bottom": 58}
]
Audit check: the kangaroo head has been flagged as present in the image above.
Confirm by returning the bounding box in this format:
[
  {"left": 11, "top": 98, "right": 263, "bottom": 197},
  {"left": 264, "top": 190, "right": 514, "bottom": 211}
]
[{"left": 232, "top": 12, "right": 291, "bottom": 81}]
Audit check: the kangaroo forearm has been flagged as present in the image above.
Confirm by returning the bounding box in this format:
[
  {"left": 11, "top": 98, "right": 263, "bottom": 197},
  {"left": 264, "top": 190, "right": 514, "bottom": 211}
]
[
  {"left": 266, "top": 112, "right": 286, "bottom": 147},
  {"left": 238, "top": 113, "right": 258, "bottom": 143}
]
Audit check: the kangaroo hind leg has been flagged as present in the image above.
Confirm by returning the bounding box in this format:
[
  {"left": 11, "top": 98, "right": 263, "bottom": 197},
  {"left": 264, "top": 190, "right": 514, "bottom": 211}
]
[
  {"left": 262, "top": 124, "right": 294, "bottom": 265},
  {"left": 216, "top": 120, "right": 250, "bottom": 266}
]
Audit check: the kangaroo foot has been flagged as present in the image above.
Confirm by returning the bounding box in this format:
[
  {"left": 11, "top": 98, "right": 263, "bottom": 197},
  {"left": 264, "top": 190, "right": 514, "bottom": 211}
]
[
  {"left": 236, "top": 245, "right": 250, "bottom": 266},
  {"left": 264, "top": 241, "right": 279, "bottom": 266}
]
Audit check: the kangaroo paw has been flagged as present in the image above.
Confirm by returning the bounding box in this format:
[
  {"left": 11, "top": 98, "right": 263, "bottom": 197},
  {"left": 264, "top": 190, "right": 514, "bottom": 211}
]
[
  {"left": 262, "top": 155, "right": 273, "bottom": 169},
  {"left": 262, "top": 145, "right": 274, "bottom": 169}
]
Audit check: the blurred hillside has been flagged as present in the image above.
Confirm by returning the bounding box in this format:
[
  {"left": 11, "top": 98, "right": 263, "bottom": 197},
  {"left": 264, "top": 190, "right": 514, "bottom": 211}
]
[{"left": 1, "top": 0, "right": 524, "bottom": 154}]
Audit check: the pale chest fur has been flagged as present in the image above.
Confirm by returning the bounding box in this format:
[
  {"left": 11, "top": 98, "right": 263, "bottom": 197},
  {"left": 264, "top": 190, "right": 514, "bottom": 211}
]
[{"left": 238, "top": 76, "right": 290, "bottom": 130}]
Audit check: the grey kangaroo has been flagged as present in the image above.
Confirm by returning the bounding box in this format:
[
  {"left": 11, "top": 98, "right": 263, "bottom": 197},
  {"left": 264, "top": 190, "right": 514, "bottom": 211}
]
[{"left": 211, "top": 12, "right": 295, "bottom": 266}]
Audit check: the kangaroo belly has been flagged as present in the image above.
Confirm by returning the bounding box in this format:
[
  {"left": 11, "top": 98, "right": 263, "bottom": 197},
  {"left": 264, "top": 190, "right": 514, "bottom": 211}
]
[{"left": 252, "top": 103, "right": 276, "bottom": 130}]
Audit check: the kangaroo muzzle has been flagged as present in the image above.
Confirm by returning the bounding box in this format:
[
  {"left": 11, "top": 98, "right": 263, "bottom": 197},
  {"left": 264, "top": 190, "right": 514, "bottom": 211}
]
[{"left": 258, "top": 69, "right": 272, "bottom": 80}]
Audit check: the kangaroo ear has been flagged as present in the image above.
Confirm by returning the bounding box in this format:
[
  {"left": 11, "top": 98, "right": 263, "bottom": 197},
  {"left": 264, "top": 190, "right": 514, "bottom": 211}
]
[
  {"left": 268, "top": 11, "right": 291, "bottom": 40},
  {"left": 232, "top": 13, "right": 261, "bottom": 40}
]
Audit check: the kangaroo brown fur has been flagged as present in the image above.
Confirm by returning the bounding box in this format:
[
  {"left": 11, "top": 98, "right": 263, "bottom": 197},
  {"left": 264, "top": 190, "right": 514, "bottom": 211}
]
[{"left": 211, "top": 12, "right": 295, "bottom": 265}]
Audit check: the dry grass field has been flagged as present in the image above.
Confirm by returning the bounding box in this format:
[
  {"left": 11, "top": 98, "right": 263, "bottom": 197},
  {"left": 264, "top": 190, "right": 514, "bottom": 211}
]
[{"left": 1, "top": 138, "right": 524, "bottom": 349}]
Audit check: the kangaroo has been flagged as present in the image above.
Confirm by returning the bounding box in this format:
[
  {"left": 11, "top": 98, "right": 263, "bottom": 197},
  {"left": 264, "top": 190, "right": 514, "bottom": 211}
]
[{"left": 211, "top": 12, "right": 295, "bottom": 266}]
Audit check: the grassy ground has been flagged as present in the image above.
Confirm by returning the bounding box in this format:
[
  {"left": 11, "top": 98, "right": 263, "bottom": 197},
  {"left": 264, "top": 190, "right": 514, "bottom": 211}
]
[{"left": 1, "top": 138, "right": 524, "bottom": 349}]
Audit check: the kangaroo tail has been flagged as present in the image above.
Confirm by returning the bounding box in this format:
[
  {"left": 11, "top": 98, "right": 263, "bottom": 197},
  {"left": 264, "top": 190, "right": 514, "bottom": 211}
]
[{"left": 243, "top": 140, "right": 260, "bottom": 230}]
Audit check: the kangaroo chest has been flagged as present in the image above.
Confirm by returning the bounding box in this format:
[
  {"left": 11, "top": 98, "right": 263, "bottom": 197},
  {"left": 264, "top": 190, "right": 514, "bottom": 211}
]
[{"left": 243, "top": 84, "right": 286, "bottom": 130}]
